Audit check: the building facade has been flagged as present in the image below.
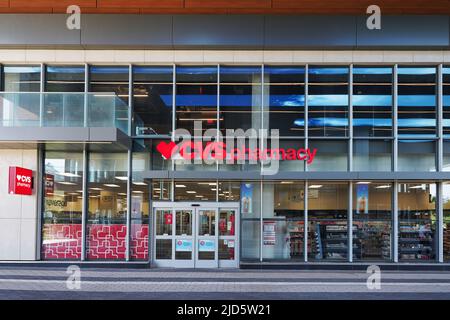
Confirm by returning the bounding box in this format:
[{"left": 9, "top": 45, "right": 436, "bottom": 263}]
[{"left": 1, "top": 12, "right": 450, "bottom": 267}]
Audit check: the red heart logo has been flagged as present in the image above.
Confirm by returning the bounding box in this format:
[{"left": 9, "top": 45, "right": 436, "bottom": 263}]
[{"left": 156, "top": 141, "right": 178, "bottom": 160}]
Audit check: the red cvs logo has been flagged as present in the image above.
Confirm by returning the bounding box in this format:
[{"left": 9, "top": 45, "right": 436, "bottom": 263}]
[
  {"left": 156, "top": 141, "right": 178, "bottom": 160},
  {"left": 9, "top": 166, "right": 33, "bottom": 195}
]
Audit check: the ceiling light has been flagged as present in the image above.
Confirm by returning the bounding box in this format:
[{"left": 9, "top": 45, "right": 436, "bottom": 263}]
[
  {"left": 104, "top": 184, "right": 120, "bottom": 188},
  {"left": 186, "top": 191, "right": 197, "bottom": 194},
  {"left": 309, "top": 185, "right": 322, "bottom": 189},
  {"left": 115, "top": 176, "right": 128, "bottom": 181},
  {"left": 281, "top": 181, "right": 294, "bottom": 184},
  {"left": 356, "top": 182, "right": 371, "bottom": 184},
  {"left": 132, "top": 190, "right": 144, "bottom": 194},
  {"left": 89, "top": 187, "right": 103, "bottom": 191},
  {"left": 409, "top": 185, "right": 424, "bottom": 189},
  {"left": 57, "top": 172, "right": 81, "bottom": 178},
  {"left": 57, "top": 181, "right": 76, "bottom": 185},
  {"left": 375, "top": 185, "right": 391, "bottom": 189},
  {"left": 133, "top": 182, "right": 148, "bottom": 186},
  {"left": 118, "top": 193, "right": 127, "bottom": 196},
  {"left": 175, "top": 184, "right": 186, "bottom": 188}
]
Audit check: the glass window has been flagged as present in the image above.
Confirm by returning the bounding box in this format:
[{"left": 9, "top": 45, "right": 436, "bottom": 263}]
[
  {"left": 240, "top": 182, "right": 261, "bottom": 260},
  {"left": 398, "top": 183, "right": 436, "bottom": 261},
  {"left": 220, "top": 66, "right": 262, "bottom": 134},
  {"left": 176, "top": 66, "right": 217, "bottom": 135},
  {"left": 41, "top": 151, "right": 83, "bottom": 260},
  {"left": 444, "top": 140, "right": 450, "bottom": 172},
  {"left": 132, "top": 139, "right": 171, "bottom": 171},
  {"left": 308, "top": 182, "right": 348, "bottom": 261},
  {"left": 89, "top": 65, "right": 129, "bottom": 104},
  {"left": 398, "top": 66, "right": 436, "bottom": 137},
  {"left": 444, "top": 67, "right": 450, "bottom": 137},
  {"left": 261, "top": 139, "right": 306, "bottom": 172},
  {"left": 308, "top": 66, "right": 349, "bottom": 137},
  {"left": 353, "top": 66, "right": 392, "bottom": 137},
  {"left": 174, "top": 181, "right": 217, "bottom": 201},
  {"left": 2, "top": 65, "right": 41, "bottom": 92},
  {"left": 218, "top": 181, "right": 240, "bottom": 201},
  {"left": 45, "top": 65, "right": 85, "bottom": 92},
  {"left": 352, "top": 182, "right": 392, "bottom": 261},
  {"left": 86, "top": 152, "right": 128, "bottom": 260},
  {"left": 398, "top": 140, "right": 436, "bottom": 172},
  {"left": 130, "top": 178, "right": 150, "bottom": 260},
  {"left": 264, "top": 66, "right": 305, "bottom": 136},
  {"left": 443, "top": 182, "right": 450, "bottom": 261},
  {"left": 152, "top": 180, "right": 172, "bottom": 201},
  {"left": 133, "top": 66, "right": 173, "bottom": 136},
  {"left": 307, "top": 140, "right": 348, "bottom": 171},
  {"left": 353, "top": 139, "right": 392, "bottom": 171},
  {"left": 44, "top": 65, "right": 85, "bottom": 127},
  {"left": 262, "top": 182, "right": 305, "bottom": 261}
]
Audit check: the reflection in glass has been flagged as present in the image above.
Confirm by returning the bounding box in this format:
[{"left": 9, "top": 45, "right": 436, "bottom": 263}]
[
  {"left": 3, "top": 65, "right": 41, "bottom": 92},
  {"left": 307, "top": 140, "right": 348, "bottom": 171},
  {"left": 398, "top": 140, "right": 436, "bottom": 172},
  {"left": 308, "top": 66, "right": 349, "bottom": 137},
  {"left": 133, "top": 66, "right": 173, "bottom": 136},
  {"left": 132, "top": 139, "right": 171, "bottom": 171},
  {"left": 398, "top": 183, "right": 436, "bottom": 261},
  {"left": 41, "top": 151, "right": 83, "bottom": 260},
  {"left": 444, "top": 67, "right": 450, "bottom": 137},
  {"left": 44, "top": 66, "right": 85, "bottom": 127},
  {"left": 353, "top": 66, "right": 392, "bottom": 137},
  {"left": 353, "top": 139, "right": 392, "bottom": 171},
  {"left": 176, "top": 66, "right": 217, "bottom": 135},
  {"left": 264, "top": 66, "right": 305, "bottom": 136},
  {"left": 89, "top": 65, "right": 129, "bottom": 104},
  {"left": 398, "top": 67, "right": 436, "bottom": 137},
  {"left": 46, "top": 65, "right": 85, "bottom": 92},
  {"left": 353, "top": 183, "right": 392, "bottom": 261},
  {"left": 220, "top": 66, "right": 262, "bottom": 133}
]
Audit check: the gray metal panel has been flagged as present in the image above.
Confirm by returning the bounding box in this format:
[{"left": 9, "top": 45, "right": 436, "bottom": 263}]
[
  {"left": 0, "top": 14, "right": 80, "bottom": 46},
  {"left": 0, "top": 127, "right": 89, "bottom": 141},
  {"left": 136, "top": 170, "right": 450, "bottom": 181},
  {"left": 173, "top": 15, "right": 264, "bottom": 48},
  {"left": 264, "top": 15, "right": 357, "bottom": 48},
  {"left": 357, "top": 15, "right": 450, "bottom": 47},
  {"left": 89, "top": 127, "right": 118, "bottom": 141},
  {"left": 81, "top": 15, "right": 172, "bottom": 47}
]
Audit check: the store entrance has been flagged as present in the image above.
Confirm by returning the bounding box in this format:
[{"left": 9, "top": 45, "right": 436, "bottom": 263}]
[{"left": 152, "top": 202, "right": 239, "bottom": 268}]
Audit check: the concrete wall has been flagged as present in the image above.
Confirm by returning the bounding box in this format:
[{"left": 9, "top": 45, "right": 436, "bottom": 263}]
[{"left": 0, "top": 149, "right": 38, "bottom": 261}]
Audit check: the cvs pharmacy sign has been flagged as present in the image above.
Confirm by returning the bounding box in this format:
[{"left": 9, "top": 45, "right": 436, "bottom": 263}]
[{"left": 9, "top": 166, "right": 33, "bottom": 195}]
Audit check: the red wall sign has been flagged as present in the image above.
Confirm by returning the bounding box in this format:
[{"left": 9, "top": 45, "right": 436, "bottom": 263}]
[
  {"left": 45, "top": 174, "right": 54, "bottom": 196},
  {"left": 9, "top": 166, "right": 33, "bottom": 195},
  {"left": 164, "top": 212, "right": 173, "bottom": 225}
]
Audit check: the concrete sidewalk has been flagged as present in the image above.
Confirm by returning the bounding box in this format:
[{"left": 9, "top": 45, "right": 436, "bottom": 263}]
[{"left": 0, "top": 266, "right": 449, "bottom": 300}]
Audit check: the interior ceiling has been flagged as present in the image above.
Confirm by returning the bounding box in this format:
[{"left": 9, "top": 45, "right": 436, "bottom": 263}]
[{"left": 0, "top": 1, "right": 448, "bottom": 15}]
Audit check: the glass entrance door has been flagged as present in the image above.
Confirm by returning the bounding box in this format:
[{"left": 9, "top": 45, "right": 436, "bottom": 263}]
[
  {"left": 196, "top": 209, "right": 218, "bottom": 268},
  {"left": 153, "top": 203, "right": 239, "bottom": 268}
]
